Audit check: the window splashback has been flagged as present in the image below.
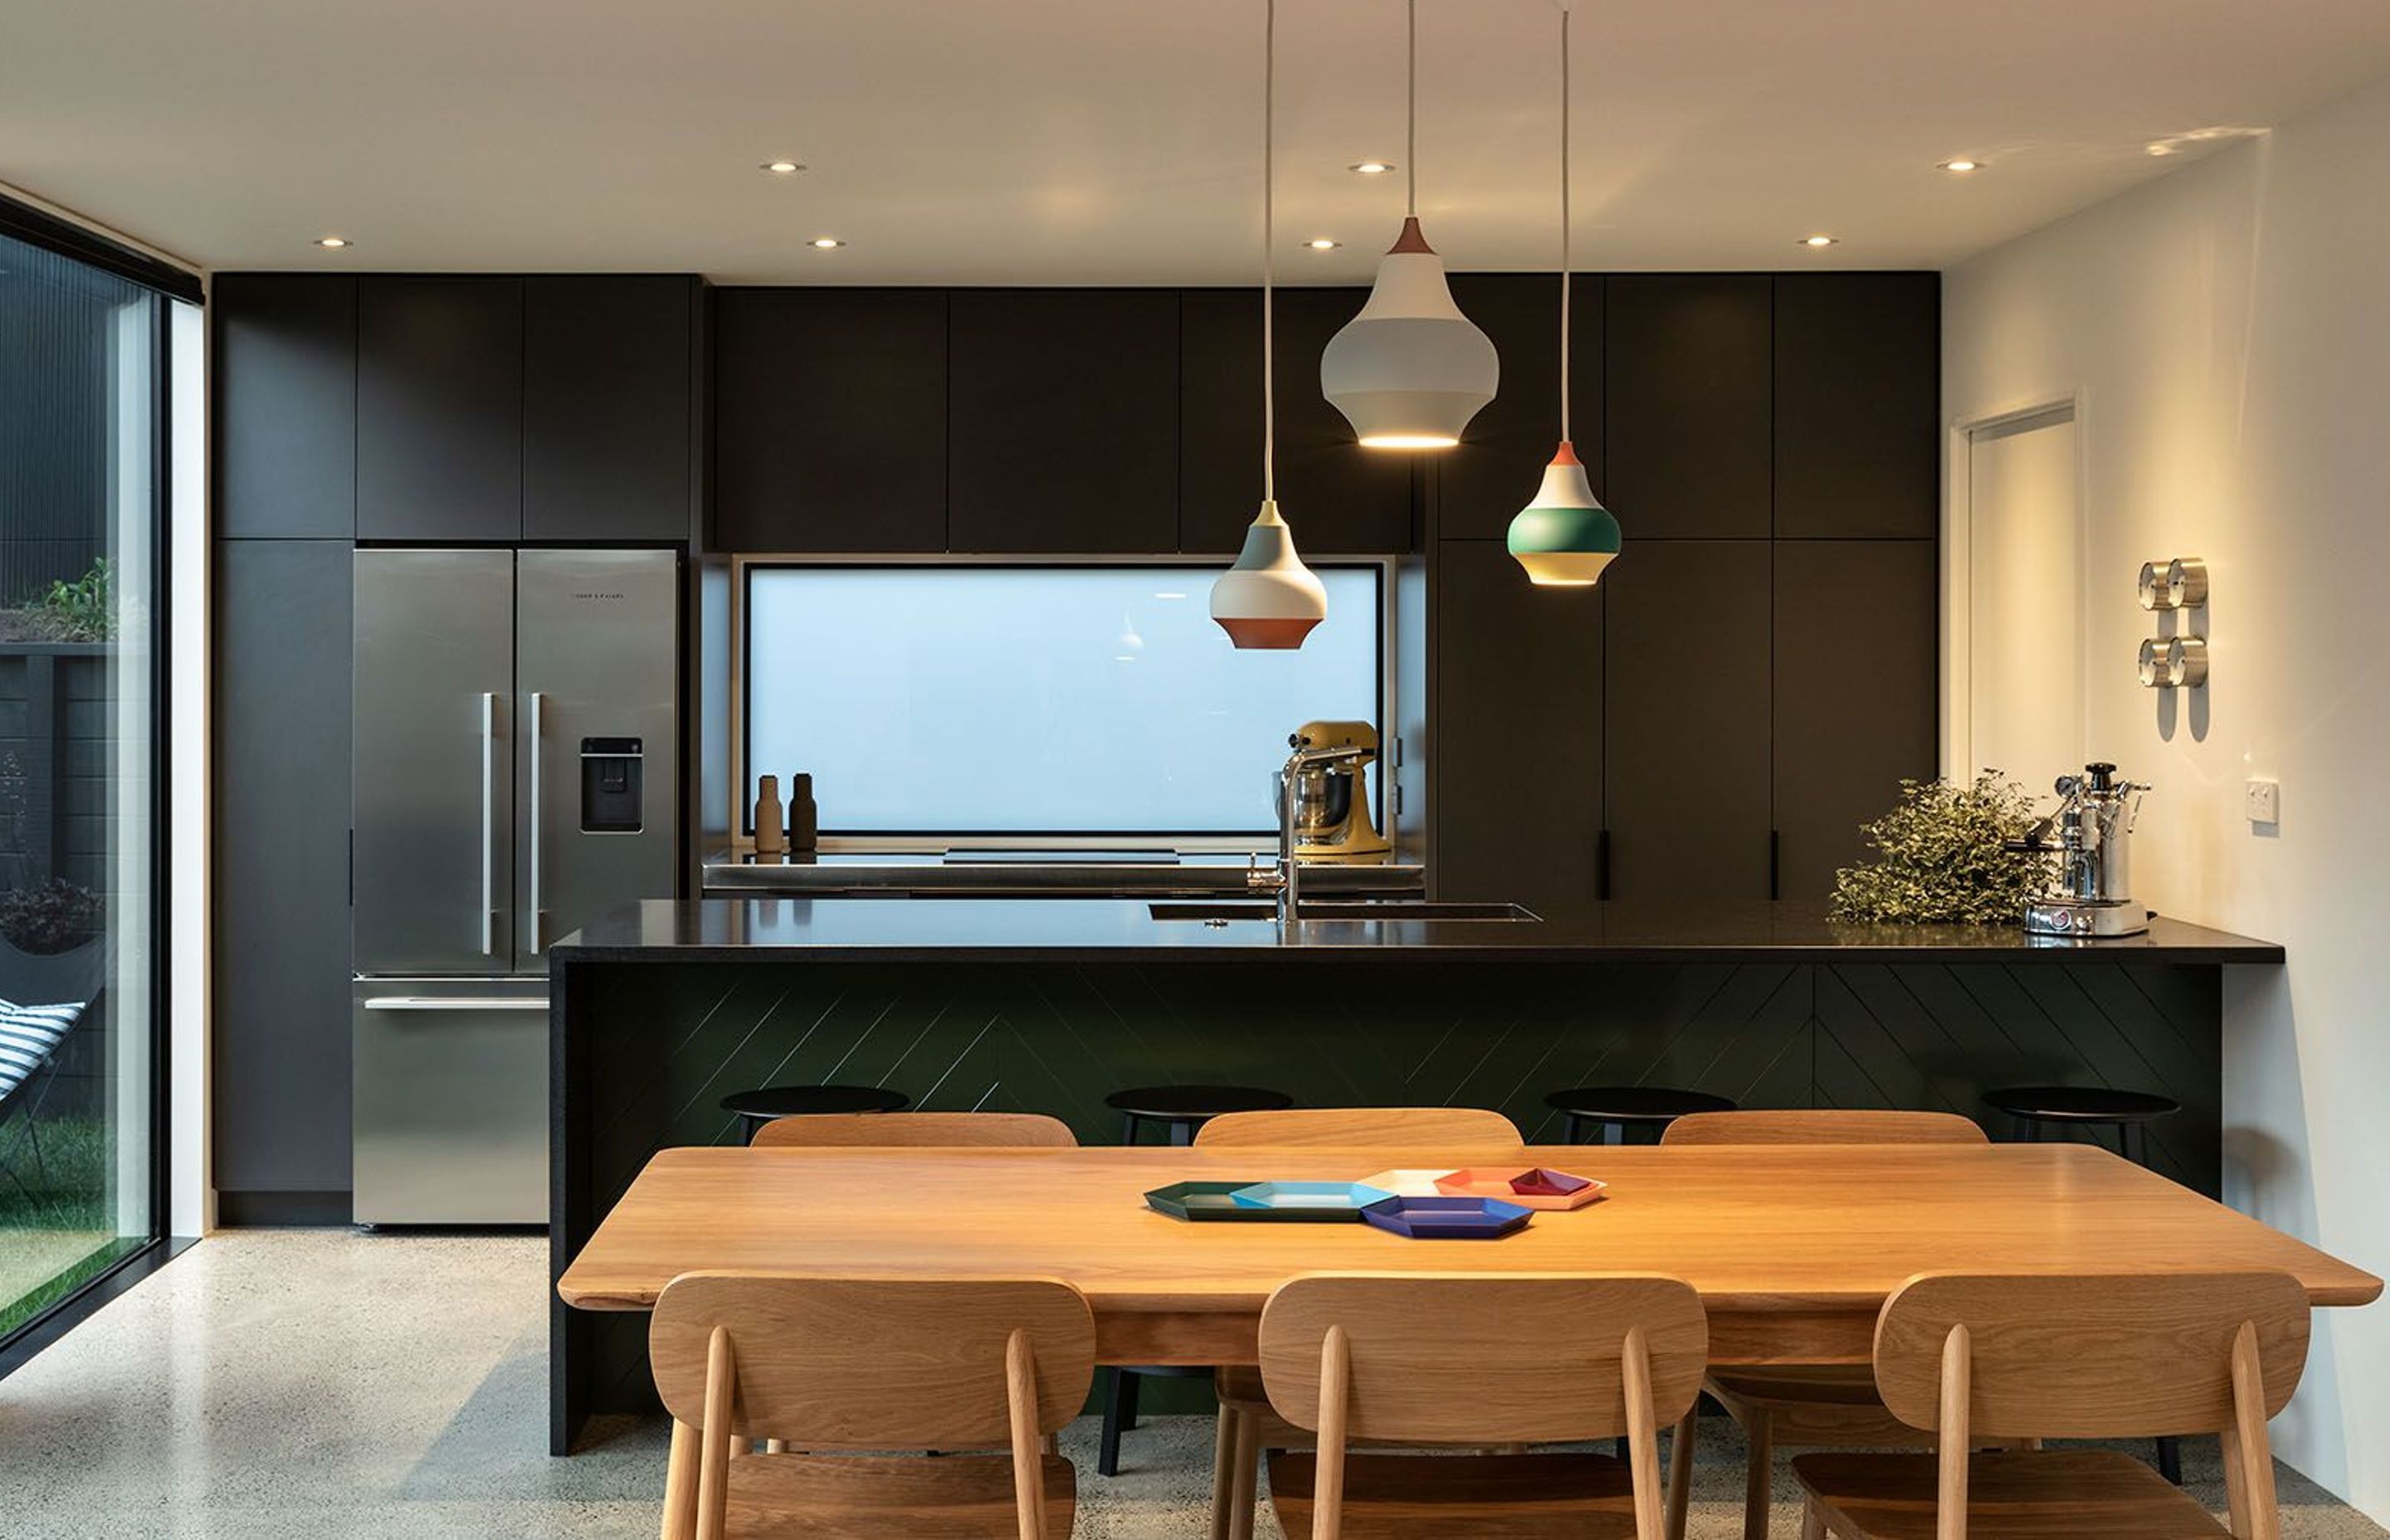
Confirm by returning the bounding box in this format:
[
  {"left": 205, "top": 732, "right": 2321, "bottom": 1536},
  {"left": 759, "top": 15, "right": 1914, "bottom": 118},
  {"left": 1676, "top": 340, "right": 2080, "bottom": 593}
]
[{"left": 742, "top": 563, "right": 1383, "bottom": 837}]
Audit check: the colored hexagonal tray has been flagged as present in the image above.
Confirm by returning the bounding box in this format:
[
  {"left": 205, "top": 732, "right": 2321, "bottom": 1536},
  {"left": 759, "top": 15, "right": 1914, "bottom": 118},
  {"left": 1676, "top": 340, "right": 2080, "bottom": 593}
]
[
  {"left": 1433, "top": 1167, "right": 1607, "bottom": 1211},
  {"left": 1230, "top": 1181, "right": 1397, "bottom": 1214},
  {"left": 1355, "top": 1168, "right": 1458, "bottom": 1197},
  {"left": 1360, "top": 1195, "right": 1534, "bottom": 1240},
  {"left": 1144, "top": 1182, "right": 1359, "bottom": 1223}
]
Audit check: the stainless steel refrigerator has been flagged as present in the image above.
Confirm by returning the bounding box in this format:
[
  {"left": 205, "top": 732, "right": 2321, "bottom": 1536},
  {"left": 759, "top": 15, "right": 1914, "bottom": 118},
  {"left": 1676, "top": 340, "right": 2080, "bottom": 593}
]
[{"left": 352, "top": 548, "right": 678, "bottom": 1225}]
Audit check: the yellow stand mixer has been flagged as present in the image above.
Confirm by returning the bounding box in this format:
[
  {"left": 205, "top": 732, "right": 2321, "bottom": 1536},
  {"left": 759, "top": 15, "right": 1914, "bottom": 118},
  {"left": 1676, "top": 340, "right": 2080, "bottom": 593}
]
[{"left": 1283, "top": 719, "right": 1393, "bottom": 861}]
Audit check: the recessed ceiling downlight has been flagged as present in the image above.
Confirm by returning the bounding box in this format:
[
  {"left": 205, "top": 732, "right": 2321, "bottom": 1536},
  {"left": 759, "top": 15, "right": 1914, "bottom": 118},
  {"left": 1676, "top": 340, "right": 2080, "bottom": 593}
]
[
  {"left": 1305, "top": 237, "right": 1341, "bottom": 251},
  {"left": 1939, "top": 158, "right": 1982, "bottom": 173},
  {"left": 809, "top": 236, "right": 845, "bottom": 250},
  {"left": 1349, "top": 161, "right": 1396, "bottom": 175},
  {"left": 761, "top": 159, "right": 807, "bottom": 174},
  {"left": 1801, "top": 233, "right": 1838, "bottom": 247},
  {"left": 314, "top": 236, "right": 351, "bottom": 250}
]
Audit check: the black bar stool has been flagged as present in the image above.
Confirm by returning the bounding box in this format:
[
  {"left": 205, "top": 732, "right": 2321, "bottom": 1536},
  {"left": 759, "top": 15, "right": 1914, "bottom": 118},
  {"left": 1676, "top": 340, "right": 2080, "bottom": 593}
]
[
  {"left": 719, "top": 1084, "right": 908, "bottom": 1145},
  {"left": 1983, "top": 1083, "right": 2185, "bottom": 1483},
  {"left": 1105, "top": 1083, "right": 1293, "bottom": 1148},
  {"left": 1544, "top": 1085, "right": 1738, "bottom": 1145},
  {"left": 1095, "top": 1083, "right": 1292, "bottom": 1477}
]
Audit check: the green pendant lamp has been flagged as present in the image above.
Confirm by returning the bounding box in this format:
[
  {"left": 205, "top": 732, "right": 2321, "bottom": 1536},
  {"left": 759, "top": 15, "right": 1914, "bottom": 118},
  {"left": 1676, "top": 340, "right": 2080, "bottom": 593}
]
[
  {"left": 1212, "top": 0, "right": 1328, "bottom": 649},
  {"left": 1507, "top": 0, "right": 1621, "bottom": 587}
]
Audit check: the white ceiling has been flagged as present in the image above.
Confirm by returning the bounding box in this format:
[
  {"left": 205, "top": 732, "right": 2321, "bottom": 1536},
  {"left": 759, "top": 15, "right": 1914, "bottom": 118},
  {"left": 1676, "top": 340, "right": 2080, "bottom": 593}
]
[{"left": 7, "top": 0, "right": 2390, "bottom": 284}]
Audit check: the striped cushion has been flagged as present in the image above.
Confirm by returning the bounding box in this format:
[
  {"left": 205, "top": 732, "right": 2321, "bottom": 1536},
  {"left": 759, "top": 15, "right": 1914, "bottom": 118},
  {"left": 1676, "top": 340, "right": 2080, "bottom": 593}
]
[{"left": 0, "top": 998, "right": 85, "bottom": 1104}]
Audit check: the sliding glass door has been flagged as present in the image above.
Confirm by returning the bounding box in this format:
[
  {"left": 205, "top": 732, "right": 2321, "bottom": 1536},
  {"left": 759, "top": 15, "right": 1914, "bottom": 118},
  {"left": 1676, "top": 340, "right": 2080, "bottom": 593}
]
[{"left": 0, "top": 224, "right": 168, "bottom": 1344}]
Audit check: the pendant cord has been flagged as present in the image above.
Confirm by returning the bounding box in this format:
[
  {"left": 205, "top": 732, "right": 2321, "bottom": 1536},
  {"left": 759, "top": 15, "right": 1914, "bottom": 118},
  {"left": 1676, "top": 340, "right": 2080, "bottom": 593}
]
[
  {"left": 1405, "top": 0, "right": 1418, "bottom": 218},
  {"left": 1558, "top": 2, "right": 1572, "bottom": 444},
  {"left": 1262, "top": 0, "right": 1276, "bottom": 503}
]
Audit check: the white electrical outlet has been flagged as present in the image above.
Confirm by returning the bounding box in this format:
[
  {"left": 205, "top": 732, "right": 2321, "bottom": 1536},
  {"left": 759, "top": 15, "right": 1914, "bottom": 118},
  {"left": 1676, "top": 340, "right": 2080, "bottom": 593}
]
[{"left": 2245, "top": 779, "right": 2280, "bottom": 826}]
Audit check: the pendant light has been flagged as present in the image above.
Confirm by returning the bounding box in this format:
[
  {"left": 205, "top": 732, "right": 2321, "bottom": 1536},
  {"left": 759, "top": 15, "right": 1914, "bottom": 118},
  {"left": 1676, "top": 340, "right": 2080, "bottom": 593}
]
[
  {"left": 1507, "top": 0, "right": 1620, "bottom": 587},
  {"left": 1212, "top": 0, "right": 1328, "bottom": 650},
  {"left": 1319, "top": 0, "right": 1499, "bottom": 450}
]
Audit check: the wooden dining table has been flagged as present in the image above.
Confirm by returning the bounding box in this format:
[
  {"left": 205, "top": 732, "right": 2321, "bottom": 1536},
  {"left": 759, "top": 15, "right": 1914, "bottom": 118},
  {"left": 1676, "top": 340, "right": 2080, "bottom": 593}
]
[{"left": 550, "top": 1141, "right": 2380, "bottom": 1453}]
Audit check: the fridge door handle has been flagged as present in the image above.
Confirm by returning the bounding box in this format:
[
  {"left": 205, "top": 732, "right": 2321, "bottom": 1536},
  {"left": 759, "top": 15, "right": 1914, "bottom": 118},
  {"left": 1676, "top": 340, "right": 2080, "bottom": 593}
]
[
  {"left": 363, "top": 997, "right": 550, "bottom": 1012},
  {"left": 527, "top": 690, "right": 546, "bottom": 955},
  {"left": 480, "top": 692, "right": 497, "bottom": 956}
]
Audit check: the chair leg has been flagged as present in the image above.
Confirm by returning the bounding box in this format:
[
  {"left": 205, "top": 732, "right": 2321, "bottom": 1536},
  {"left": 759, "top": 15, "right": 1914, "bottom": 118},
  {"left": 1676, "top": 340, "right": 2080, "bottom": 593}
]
[
  {"left": 2157, "top": 1435, "right": 2183, "bottom": 1485},
  {"left": 1227, "top": 1401, "right": 1261, "bottom": 1540},
  {"left": 1666, "top": 1405, "right": 1697, "bottom": 1540},
  {"left": 1801, "top": 1495, "right": 1828, "bottom": 1540},
  {"left": 1208, "top": 1405, "right": 1241, "bottom": 1540},
  {"left": 1098, "top": 1367, "right": 1133, "bottom": 1477},
  {"left": 1743, "top": 1408, "right": 1773, "bottom": 1540},
  {"left": 661, "top": 1418, "right": 699, "bottom": 1540}
]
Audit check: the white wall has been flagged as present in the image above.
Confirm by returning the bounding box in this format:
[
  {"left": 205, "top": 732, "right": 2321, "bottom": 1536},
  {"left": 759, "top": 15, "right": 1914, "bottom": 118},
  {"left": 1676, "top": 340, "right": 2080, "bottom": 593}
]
[{"left": 1945, "top": 76, "right": 2390, "bottom": 1513}]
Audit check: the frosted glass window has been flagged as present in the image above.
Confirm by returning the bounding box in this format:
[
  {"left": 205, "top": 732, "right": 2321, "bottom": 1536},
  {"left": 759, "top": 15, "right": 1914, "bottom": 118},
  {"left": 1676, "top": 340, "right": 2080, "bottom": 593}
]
[{"left": 744, "top": 564, "right": 1382, "bottom": 836}]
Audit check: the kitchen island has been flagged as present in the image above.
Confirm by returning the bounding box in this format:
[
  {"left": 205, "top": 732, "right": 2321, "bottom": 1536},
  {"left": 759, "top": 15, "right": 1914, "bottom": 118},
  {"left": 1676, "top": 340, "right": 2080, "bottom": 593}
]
[{"left": 548, "top": 896, "right": 2280, "bottom": 1450}]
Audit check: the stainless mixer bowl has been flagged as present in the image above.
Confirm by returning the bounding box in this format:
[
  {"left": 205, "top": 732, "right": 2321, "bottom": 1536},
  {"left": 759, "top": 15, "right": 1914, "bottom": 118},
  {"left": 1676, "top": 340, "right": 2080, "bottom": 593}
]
[{"left": 1275, "top": 766, "right": 1355, "bottom": 838}]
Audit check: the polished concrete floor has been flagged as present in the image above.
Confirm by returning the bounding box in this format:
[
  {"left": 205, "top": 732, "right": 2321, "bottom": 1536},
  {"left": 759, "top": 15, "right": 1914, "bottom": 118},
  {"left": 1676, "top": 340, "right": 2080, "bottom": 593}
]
[{"left": 0, "top": 1231, "right": 2379, "bottom": 1538}]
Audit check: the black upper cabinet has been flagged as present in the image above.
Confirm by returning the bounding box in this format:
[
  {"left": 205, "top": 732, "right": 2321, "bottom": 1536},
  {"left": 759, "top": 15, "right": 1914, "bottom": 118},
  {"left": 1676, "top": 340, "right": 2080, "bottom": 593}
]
[
  {"left": 214, "top": 274, "right": 357, "bottom": 539},
  {"left": 525, "top": 276, "right": 696, "bottom": 543},
  {"left": 1604, "top": 275, "right": 1772, "bottom": 539},
  {"left": 1433, "top": 541, "right": 1602, "bottom": 914},
  {"left": 1178, "top": 287, "right": 1414, "bottom": 556},
  {"left": 357, "top": 278, "right": 525, "bottom": 541},
  {"left": 1774, "top": 274, "right": 1939, "bottom": 539},
  {"left": 1773, "top": 541, "right": 1938, "bottom": 899},
  {"left": 1436, "top": 275, "right": 1602, "bottom": 541},
  {"left": 714, "top": 288, "right": 949, "bottom": 553},
  {"left": 948, "top": 290, "right": 1178, "bottom": 553},
  {"left": 1602, "top": 541, "right": 1773, "bottom": 899}
]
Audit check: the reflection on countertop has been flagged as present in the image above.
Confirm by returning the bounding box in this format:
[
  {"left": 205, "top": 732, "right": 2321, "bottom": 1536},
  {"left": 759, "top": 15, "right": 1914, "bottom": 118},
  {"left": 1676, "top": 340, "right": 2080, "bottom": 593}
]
[
  {"left": 554, "top": 896, "right": 2284, "bottom": 966},
  {"left": 700, "top": 847, "right": 1425, "bottom": 898}
]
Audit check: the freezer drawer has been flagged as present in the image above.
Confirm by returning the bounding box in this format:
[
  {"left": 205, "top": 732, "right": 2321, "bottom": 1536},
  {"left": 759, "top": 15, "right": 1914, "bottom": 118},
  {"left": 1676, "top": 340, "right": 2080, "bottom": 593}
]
[{"left": 353, "top": 977, "right": 548, "bottom": 1225}]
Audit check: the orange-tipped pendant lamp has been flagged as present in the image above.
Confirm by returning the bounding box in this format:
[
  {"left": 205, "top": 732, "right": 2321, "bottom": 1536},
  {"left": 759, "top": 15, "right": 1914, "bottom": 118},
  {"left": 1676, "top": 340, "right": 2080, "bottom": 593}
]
[
  {"left": 1507, "top": 0, "right": 1620, "bottom": 587},
  {"left": 1213, "top": 0, "right": 1328, "bottom": 650},
  {"left": 1319, "top": 0, "right": 1498, "bottom": 450}
]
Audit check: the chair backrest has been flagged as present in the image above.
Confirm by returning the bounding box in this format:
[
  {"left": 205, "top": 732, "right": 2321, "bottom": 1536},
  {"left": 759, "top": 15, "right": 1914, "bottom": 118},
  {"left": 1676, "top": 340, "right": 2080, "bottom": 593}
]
[
  {"left": 651, "top": 1273, "right": 1095, "bottom": 1447},
  {"left": 1260, "top": 1272, "right": 1706, "bottom": 1442},
  {"left": 1661, "top": 1109, "right": 1987, "bottom": 1147},
  {"left": 1194, "top": 1106, "right": 1524, "bottom": 1148},
  {"left": 750, "top": 1111, "right": 1079, "bottom": 1149}
]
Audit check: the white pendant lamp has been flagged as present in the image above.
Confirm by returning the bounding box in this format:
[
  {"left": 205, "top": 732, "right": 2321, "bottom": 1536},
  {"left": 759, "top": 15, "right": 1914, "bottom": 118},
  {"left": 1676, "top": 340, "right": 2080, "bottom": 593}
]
[
  {"left": 1320, "top": 0, "right": 1499, "bottom": 450},
  {"left": 1506, "top": 0, "right": 1621, "bottom": 587},
  {"left": 1214, "top": 0, "right": 1329, "bottom": 651}
]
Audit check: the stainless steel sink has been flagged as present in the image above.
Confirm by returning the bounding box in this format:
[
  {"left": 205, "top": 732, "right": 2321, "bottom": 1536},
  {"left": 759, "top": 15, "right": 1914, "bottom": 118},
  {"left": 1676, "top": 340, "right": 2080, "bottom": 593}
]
[{"left": 1149, "top": 900, "right": 1541, "bottom": 923}]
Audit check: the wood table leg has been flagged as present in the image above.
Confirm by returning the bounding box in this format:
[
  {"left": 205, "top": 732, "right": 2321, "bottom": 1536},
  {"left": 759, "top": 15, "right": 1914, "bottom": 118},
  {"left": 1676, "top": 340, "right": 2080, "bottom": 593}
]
[
  {"left": 1666, "top": 1405, "right": 1697, "bottom": 1540},
  {"left": 1743, "top": 1408, "right": 1773, "bottom": 1540}
]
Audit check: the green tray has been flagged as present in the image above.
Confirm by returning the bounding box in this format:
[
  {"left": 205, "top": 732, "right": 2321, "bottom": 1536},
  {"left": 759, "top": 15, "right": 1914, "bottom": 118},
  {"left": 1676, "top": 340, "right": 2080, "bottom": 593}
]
[{"left": 1144, "top": 1181, "right": 1363, "bottom": 1223}]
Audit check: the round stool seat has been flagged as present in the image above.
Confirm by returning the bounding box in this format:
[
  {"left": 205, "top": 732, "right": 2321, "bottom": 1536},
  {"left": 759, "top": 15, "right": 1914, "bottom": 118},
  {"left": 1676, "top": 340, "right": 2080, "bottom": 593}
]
[
  {"left": 720, "top": 1084, "right": 909, "bottom": 1124},
  {"left": 1545, "top": 1086, "right": 1738, "bottom": 1146},
  {"left": 1982, "top": 1085, "right": 2180, "bottom": 1123},
  {"left": 1104, "top": 1084, "right": 1293, "bottom": 1123}
]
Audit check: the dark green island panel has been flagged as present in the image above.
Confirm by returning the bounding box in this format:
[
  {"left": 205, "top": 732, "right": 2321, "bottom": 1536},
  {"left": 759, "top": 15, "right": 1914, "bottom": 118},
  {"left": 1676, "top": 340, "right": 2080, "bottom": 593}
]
[{"left": 549, "top": 897, "right": 2280, "bottom": 1451}]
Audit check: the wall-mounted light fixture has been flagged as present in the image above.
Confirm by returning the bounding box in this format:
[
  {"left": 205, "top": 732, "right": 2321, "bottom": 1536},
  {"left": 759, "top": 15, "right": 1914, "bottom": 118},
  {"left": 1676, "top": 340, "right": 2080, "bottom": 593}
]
[
  {"left": 2137, "top": 557, "right": 2208, "bottom": 610},
  {"left": 2139, "top": 636, "right": 2209, "bottom": 690}
]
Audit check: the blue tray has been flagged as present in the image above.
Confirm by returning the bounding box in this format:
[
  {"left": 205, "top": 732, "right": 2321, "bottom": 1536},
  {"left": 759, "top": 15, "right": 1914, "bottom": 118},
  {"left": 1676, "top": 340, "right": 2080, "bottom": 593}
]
[
  {"left": 1229, "top": 1181, "right": 1396, "bottom": 1215},
  {"left": 1361, "top": 1195, "right": 1534, "bottom": 1240}
]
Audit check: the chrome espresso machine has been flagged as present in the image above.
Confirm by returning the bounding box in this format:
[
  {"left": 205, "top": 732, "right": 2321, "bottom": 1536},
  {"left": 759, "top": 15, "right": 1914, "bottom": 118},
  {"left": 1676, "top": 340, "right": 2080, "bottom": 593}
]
[{"left": 2017, "top": 762, "right": 2152, "bottom": 938}]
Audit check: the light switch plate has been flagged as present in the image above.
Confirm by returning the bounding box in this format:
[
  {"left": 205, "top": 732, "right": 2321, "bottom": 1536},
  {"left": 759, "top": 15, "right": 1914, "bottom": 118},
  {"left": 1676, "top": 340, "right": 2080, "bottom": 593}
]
[{"left": 2245, "top": 779, "right": 2280, "bottom": 826}]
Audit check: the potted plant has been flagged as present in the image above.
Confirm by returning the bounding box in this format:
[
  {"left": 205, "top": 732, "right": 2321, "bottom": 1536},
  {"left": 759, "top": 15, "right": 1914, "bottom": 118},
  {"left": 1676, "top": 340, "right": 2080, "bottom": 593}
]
[{"left": 1831, "top": 772, "right": 2054, "bottom": 926}]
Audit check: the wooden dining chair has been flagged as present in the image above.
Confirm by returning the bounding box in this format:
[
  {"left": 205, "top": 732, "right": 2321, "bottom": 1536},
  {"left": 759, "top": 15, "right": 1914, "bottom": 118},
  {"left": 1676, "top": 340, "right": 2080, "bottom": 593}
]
[
  {"left": 750, "top": 1110, "right": 1079, "bottom": 1148},
  {"left": 1192, "top": 1105, "right": 1524, "bottom": 1148},
  {"left": 1656, "top": 1108, "right": 1989, "bottom": 1540},
  {"left": 1253, "top": 1273, "right": 1707, "bottom": 1538},
  {"left": 648, "top": 1273, "right": 1096, "bottom": 1540},
  {"left": 1794, "top": 1270, "right": 2310, "bottom": 1539}
]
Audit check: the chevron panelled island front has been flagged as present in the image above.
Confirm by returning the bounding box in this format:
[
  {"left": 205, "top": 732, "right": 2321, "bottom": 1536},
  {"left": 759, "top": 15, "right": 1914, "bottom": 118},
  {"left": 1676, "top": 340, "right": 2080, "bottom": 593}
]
[{"left": 544, "top": 896, "right": 2280, "bottom": 1453}]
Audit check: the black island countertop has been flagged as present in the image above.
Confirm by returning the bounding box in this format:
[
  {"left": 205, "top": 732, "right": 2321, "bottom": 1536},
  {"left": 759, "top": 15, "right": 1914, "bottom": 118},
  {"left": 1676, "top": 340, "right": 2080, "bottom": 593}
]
[{"left": 549, "top": 897, "right": 2283, "bottom": 966}]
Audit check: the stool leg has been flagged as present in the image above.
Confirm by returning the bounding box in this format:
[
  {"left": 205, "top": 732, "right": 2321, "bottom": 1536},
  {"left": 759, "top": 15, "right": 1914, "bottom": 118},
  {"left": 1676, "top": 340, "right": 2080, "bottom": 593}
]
[
  {"left": 1564, "top": 1113, "right": 1586, "bottom": 1144},
  {"left": 1120, "top": 1366, "right": 1143, "bottom": 1431},
  {"left": 2157, "top": 1435, "right": 2183, "bottom": 1485},
  {"left": 1098, "top": 1367, "right": 1134, "bottom": 1477},
  {"left": 1171, "top": 1118, "right": 1197, "bottom": 1148},
  {"left": 1121, "top": 1112, "right": 1142, "bottom": 1146},
  {"left": 739, "top": 1117, "right": 758, "bottom": 1148},
  {"left": 2121, "top": 1120, "right": 2149, "bottom": 1167},
  {"left": 1605, "top": 1119, "right": 1625, "bottom": 1148}
]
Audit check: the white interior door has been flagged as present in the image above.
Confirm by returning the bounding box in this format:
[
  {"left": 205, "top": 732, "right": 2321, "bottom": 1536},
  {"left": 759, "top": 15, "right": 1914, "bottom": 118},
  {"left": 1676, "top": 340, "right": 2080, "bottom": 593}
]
[{"left": 1964, "top": 405, "right": 2082, "bottom": 789}]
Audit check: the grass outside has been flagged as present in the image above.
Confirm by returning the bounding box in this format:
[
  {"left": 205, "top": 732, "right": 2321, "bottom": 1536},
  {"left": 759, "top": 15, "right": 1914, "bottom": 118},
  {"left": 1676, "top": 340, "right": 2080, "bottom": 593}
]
[{"left": 0, "top": 1114, "right": 134, "bottom": 1338}]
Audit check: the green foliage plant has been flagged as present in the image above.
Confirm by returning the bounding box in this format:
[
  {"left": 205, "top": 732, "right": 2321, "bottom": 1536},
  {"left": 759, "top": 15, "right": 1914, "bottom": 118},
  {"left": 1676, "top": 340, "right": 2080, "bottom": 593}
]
[{"left": 1831, "top": 772, "right": 2053, "bottom": 925}]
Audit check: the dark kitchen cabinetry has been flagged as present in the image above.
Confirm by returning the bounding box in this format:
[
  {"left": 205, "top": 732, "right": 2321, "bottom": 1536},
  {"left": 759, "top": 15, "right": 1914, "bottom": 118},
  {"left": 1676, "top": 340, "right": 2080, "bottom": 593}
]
[
  {"left": 714, "top": 288, "right": 949, "bottom": 552},
  {"left": 947, "top": 289, "right": 1178, "bottom": 553},
  {"left": 525, "top": 275, "right": 699, "bottom": 543},
  {"left": 1436, "top": 274, "right": 1602, "bottom": 541},
  {"left": 356, "top": 277, "right": 525, "bottom": 542},
  {"left": 1178, "top": 287, "right": 1415, "bottom": 555},
  {"left": 1602, "top": 541, "right": 1774, "bottom": 900},
  {"left": 1604, "top": 275, "right": 1772, "bottom": 539},
  {"left": 1432, "top": 541, "right": 1603, "bottom": 914},
  {"left": 1773, "top": 273, "right": 1939, "bottom": 539},
  {"left": 213, "top": 274, "right": 358, "bottom": 539},
  {"left": 1773, "top": 541, "right": 1938, "bottom": 899},
  {"left": 212, "top": 539, "right": 354, "bottom": 1203}
]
